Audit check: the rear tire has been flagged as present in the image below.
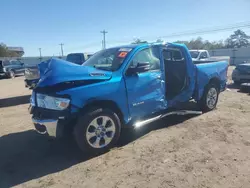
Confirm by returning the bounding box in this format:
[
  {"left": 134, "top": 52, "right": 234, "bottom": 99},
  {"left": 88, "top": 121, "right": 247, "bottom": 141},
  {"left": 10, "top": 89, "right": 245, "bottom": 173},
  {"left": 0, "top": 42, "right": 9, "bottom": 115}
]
[
  {"left": 240, "top": 83, "right": 250, "bottom": 93},
  {"left": 74, "top": 108, "right": 121, "bottom": 153},
  {"left": 198, "top": 83, "right": 219, "bottom": 112}
]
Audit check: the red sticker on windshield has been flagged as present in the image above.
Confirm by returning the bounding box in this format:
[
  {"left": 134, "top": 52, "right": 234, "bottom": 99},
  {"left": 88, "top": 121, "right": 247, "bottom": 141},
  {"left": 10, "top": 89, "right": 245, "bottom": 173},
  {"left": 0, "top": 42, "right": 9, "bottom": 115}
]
[{"left": 118, "top": 52, "right": 128, "bottom": 58}]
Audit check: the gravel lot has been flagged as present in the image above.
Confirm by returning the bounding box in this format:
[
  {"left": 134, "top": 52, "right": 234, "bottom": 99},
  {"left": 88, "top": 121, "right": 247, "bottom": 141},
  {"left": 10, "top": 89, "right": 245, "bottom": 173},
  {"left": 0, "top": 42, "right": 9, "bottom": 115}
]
[{"left": 0, "top": 67, "right": 250, "bottom": 188}]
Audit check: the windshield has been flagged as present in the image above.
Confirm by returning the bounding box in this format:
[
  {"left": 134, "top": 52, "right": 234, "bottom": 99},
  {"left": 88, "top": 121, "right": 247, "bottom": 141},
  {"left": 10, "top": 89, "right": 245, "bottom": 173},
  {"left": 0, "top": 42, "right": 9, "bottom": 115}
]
[
  {"left": 83, "top": 47, "right": 132, "bottom": 71},
  {"left": 190, "top": 51, "right": 200, "bottom": 58},
  {"left": 3, "top": 61, "right": 11, "bottom": 66}
]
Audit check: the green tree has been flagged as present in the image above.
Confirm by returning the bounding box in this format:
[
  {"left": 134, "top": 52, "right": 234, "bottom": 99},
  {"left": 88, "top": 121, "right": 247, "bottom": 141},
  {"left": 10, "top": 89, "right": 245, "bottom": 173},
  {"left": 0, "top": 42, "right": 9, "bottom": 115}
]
[
  {"left": 225, "top": 29, "right": 250, "bottom": 48},
  {"left": 0, "top": 43, "right": 8, "bottom": 57},
  {"left": 174, "top": 38, "right": 225, "bottom": 50},
  {"left": 0, "top": 43, "right": 21, "bottom": 57}
]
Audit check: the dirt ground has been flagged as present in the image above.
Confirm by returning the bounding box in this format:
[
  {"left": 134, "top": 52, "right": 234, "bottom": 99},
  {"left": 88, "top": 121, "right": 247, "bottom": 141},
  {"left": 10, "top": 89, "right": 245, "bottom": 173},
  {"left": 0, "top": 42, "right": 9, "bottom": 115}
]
[{"left": 0, "top": 67, "right": 250, "bottom": 188}]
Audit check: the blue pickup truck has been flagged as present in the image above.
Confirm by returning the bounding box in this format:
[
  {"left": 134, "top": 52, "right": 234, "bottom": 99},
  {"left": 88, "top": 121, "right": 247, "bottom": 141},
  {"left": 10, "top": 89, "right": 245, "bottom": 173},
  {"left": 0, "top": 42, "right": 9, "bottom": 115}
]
[{"left": 30, "top": 42, "right": 228, "bottom": 153}]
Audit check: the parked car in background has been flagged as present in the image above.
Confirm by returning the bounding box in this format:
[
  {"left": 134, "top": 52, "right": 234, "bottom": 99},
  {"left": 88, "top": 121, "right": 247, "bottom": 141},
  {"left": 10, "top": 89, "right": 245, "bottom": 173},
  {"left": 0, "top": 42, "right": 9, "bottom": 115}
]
[
  {"left": 0, "top": 59, "right": 25, "bottom": 78},
  {"left": 29, "top": 42, "right": 229, "bottom": 153},
  {"left": 189, "top": 50, "right": 230, "bottom": 64},
  {"left": 232, "top": 61, "right": 250, "bottom": 84},
  {"left": 66, "top": 53, "right": 93, "bottom": 65}
]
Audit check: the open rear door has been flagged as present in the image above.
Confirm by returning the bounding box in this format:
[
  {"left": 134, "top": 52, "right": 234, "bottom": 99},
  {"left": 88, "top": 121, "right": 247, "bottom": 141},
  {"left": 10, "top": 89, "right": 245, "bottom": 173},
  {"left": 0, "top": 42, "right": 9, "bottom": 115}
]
[{"left": 162, "top": 44, "right": 195, "bottom": 107}]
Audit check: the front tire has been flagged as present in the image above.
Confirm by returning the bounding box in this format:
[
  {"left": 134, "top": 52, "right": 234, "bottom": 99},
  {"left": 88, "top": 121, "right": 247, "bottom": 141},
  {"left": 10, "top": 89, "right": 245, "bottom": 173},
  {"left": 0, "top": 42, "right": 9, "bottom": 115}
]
[
  {"left": 74, "top": 108, "right": 121, "bottom": 153},
  {"left": 198, "top": 83, "right": 219, "bottom": 112},
  {"left": 8, "top": 70, "right": 15, "bottom": 78}
]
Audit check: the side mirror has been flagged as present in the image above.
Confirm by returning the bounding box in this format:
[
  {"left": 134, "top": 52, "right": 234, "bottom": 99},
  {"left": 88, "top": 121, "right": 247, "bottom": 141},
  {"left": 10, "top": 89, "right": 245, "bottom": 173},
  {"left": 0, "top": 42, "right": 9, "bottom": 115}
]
[
  {"left": 126, "top": 62, "right": 150, "bottom": 75},
  {"left": 21, "top": 63, "right": 24, "bottom": 66}
]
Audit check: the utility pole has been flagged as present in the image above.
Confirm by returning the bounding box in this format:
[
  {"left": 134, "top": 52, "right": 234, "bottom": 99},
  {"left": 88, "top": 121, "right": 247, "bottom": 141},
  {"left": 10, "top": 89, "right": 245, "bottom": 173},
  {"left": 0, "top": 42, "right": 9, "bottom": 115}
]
[
  {"left": 100, "top": 30, "right": 108, "bottom": 49},
  {"left": 38, "top": 48, "right": 42, "bottom": 60},
  {"left": 59, "top": 43, "right": 64, "bottom": 57}
]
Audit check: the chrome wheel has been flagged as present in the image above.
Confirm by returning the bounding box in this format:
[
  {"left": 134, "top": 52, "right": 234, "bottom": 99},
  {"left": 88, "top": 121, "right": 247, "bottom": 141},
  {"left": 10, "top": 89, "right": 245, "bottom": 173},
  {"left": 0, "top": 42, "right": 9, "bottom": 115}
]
[
  {"left": 86, "top": 116, "right": 116, "bottom": 148},
  {"left": 206, "top": 87, "right": 217, "bottom": 109}
]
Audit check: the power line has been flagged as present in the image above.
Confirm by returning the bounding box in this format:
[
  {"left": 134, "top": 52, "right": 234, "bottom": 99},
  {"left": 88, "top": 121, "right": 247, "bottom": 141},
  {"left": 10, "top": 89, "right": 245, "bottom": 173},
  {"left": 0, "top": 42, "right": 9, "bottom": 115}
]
[
  {"left": 100, "top": 30, "right": 108, "bottom": 49},
  {"left": 110, "top": 22, "right": 250, "bottom": 44},
  {"left": 59, "top": 43, "right": 64, "bottom": 56},
  {"left": 65, "top": 21, "right": 250, "bottom": 52},
  {"left": 159, "top": 23, "right": 250, "bottom": 39}
]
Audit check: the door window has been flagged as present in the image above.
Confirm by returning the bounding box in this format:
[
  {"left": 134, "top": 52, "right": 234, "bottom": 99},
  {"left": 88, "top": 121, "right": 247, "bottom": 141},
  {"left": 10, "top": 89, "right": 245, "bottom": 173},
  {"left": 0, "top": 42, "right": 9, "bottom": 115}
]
[
  {"left": 129, "top": 47, "right": 160, "bottom": 71},
  {"left": 163, "top": 48, "right": 184, "bottom": 62},
  {"left": 11, "top": 61, "right": 22, "bottom": 65}
]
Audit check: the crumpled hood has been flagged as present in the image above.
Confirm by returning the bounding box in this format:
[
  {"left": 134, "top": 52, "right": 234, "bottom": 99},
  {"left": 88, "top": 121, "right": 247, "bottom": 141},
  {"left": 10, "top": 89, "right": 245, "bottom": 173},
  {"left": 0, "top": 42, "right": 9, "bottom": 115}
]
[
  {"left": 37, "top": 58, "right": 112, "bottom": 87},
  {"left": 237, "top": 63, "right": 250, "bottom": 74}
]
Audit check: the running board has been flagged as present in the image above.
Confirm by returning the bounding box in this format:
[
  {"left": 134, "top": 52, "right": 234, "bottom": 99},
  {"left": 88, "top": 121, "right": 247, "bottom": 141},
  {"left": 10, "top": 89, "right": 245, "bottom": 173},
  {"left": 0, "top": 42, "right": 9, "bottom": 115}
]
[{"left": 134, "top": 110, "right": 202, "bottom": 128}]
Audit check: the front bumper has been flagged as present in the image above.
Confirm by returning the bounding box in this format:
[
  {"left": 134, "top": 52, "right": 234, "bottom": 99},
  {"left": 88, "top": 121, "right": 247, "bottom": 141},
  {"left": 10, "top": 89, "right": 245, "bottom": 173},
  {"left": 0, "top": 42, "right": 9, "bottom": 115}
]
[
  {"left": 232, "top": 74, "right": 250, "bottom": 82},
  {"left": 25, "top": 79, "right": 39, "bottom": 89},
  {"left": 232, "top": 70, "right": 250, "bottom": 82},
  {"left": 30, "top": 106, "right": 73, "bottom": 138},
  {"left": 32, "top": 118, "right": 58, "bottom": 137},
  {"left": 0, "top": 72, "right": 6, "bottom": 77}
]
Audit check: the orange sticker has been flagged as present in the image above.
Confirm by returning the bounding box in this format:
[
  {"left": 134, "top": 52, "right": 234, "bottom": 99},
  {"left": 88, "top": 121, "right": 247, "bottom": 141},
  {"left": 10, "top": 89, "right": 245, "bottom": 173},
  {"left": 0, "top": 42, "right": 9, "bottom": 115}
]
[{"left": 118, "top": 52, "right": 128, "bottom": 58}]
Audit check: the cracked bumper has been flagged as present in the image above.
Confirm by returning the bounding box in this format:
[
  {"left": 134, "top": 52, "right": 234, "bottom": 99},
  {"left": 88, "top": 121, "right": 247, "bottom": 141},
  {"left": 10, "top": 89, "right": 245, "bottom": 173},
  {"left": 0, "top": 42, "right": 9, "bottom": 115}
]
[{"left": 32, "top": 118, "right": 58, "bottom": 137}]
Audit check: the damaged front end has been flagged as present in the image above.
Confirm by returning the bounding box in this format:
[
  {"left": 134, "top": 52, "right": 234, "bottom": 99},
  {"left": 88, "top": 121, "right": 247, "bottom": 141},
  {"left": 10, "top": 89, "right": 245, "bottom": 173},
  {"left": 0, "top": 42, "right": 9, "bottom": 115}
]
[{"left": 30, "top": 58, "right": 112, "bottom": 138}]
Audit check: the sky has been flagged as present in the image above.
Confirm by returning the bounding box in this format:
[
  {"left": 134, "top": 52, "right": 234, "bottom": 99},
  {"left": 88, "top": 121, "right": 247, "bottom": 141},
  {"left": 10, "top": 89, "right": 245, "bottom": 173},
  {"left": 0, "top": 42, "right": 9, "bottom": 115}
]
[{"left": 1, "top": 0, "right": 250, "bottom": 57}]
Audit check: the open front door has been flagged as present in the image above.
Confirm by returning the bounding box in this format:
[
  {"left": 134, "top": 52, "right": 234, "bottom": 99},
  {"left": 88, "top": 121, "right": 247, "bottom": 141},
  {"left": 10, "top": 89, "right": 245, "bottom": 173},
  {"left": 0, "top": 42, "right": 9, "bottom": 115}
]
[
  {"left": 162, "top": 44, "right": 195, "bottom": 107},
  {"left": 124, "top": 46, "right": 166, "bottom": 119}
]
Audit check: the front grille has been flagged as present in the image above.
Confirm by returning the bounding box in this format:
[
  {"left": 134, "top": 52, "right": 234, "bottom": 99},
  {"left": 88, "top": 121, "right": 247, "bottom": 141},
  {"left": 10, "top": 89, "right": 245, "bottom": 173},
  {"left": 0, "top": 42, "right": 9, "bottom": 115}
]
[{"left": 32, "top": 107, "right": 70, "bottom": 119}]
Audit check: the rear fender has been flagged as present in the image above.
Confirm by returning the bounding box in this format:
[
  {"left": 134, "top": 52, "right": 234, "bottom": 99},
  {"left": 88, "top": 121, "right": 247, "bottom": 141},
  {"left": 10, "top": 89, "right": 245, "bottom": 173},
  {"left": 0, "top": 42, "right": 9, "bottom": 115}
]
[{"left": 194, "top": 72, "right": 221, "bottom": 101}]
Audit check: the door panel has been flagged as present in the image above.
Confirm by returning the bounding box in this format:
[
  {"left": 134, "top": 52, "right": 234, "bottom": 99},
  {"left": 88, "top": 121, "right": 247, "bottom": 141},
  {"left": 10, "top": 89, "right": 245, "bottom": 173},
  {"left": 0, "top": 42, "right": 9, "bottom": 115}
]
[
  {"left": 124, "top": 47, "right": 165, "bottom": 119},
  {"left": 163, "top": 45, "right": 195, "bottom": 107},
  {"left": 11, "top": 61, "right": 24, "bottom": 74},
  {"left": 125, "top": 71, "right": 165, "bottom": 118}
]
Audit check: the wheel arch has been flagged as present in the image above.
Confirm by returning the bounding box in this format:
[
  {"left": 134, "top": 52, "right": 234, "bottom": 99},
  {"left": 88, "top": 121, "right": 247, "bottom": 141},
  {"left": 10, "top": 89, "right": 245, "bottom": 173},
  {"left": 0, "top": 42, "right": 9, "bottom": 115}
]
[
  {"left": 208, "top": 77, "right": 221, "bottom": 91},
  {"left": 80, "top": 100, "right": 125, "bottom": 125},
  {"left": 195, "top": 76, "right": 221, "bottom": 101}
]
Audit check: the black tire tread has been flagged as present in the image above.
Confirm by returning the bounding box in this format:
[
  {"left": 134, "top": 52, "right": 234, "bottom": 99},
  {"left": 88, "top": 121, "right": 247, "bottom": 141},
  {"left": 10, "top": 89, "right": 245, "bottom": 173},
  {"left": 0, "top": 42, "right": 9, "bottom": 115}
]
[
  {"left": 198, "top": 83, "right": 219, "bottom": 112},
  {"left": 74, "top": 107, "right": 121, "bottom": 154}
]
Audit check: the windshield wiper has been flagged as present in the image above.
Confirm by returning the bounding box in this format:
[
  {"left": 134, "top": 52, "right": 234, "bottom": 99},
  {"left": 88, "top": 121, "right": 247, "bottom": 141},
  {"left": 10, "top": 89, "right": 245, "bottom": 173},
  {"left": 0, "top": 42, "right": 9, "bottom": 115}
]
[{"left": 93, "top": 65, "right": 112, "bottom": 71}]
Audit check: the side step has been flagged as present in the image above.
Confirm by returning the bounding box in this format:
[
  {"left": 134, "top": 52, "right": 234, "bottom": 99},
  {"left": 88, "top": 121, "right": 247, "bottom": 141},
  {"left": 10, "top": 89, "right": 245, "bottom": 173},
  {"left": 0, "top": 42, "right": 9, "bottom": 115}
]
[{"left": 134, "top": 110, "right": 202, "bottom": 128}]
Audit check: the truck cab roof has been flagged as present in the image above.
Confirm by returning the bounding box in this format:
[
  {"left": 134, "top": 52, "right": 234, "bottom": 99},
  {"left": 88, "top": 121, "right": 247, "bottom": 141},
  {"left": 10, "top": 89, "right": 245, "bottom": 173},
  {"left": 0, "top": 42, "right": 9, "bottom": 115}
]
[{"left": 114, "top": 42, "right": 186, "bottom": 50}]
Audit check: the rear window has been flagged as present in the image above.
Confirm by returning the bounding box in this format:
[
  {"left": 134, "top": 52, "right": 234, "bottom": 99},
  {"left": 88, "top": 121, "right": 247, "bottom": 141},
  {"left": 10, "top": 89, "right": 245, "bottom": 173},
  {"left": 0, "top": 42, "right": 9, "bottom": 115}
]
[{"left": 190, "top": 51, "right": 199, "bottom": 58}]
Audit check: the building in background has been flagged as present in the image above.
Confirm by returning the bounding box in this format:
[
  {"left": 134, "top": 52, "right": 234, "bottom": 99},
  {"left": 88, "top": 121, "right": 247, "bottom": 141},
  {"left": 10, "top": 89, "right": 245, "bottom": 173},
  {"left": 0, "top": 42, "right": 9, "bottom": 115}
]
[
  {"left": 7, "top": 46, "right": 25, "bottom": 57},
  {"left": 208, "top": 46, "right": 250, "bottom": 65}
]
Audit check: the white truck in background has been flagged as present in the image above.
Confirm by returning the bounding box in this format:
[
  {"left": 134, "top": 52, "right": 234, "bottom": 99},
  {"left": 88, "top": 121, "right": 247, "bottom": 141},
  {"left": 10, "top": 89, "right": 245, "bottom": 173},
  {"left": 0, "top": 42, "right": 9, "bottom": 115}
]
[{"left": 189, "top": 50, "right": 230, "bottom": 64}]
